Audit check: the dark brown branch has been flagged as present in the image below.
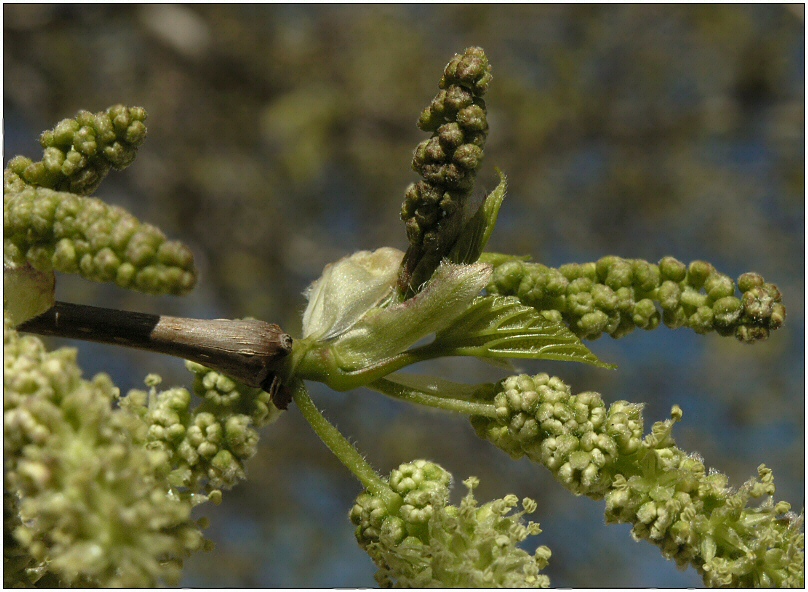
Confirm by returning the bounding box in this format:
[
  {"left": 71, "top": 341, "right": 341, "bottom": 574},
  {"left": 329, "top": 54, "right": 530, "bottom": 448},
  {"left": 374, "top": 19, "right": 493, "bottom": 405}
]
[{"left": 17, "top": 301, "right": 293, "bottom": 397}]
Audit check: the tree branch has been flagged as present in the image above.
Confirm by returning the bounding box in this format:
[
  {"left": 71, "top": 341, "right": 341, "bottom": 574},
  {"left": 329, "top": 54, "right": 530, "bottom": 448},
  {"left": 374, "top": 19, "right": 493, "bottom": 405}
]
[{"left": 17, "top": 301, "right": 293, "bottom": 395}]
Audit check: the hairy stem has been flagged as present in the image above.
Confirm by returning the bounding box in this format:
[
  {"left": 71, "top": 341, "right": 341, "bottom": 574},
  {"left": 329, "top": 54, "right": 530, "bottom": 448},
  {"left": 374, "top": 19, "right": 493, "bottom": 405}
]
[
  {"left": 292, "top": 381, "right": 399, "bottom": 507},
  {"left": 369, "top": 377, "right": 497, "bottom": 417}
]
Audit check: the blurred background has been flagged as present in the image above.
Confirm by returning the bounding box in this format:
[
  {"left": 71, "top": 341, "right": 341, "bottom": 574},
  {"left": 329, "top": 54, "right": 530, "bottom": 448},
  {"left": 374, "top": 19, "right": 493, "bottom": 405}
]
[{"left": 4, "top": 4, "right": 804, "bottom": 587}]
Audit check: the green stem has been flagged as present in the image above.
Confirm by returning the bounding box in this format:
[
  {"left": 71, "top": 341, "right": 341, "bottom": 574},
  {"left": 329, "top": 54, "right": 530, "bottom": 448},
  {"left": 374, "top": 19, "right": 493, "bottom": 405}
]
[
  {"left": 292, "top": 381, "right": 399, "bottom": 507},
  {"left": 369, "top": 377, "right": 498, "bottom": 418},
  {"left": 291, "top": 338, "right": 425, "bottom": 391}
]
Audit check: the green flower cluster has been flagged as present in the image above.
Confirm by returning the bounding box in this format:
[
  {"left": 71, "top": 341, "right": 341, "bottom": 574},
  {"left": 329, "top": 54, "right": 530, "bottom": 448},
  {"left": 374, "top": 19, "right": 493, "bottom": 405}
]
[
  {"left": 399, "top": 47, "right": 493, "bottom": 295},
  {"left": 3, "top": 105, "right": 197, "bottom": 295},
  {"left": 484, "top": 254, "right": 785, "bottom": 343},
  {"left": 470, "top": 373, "right": 804, "bottom": 587},
  {"left": 5, "top": 105, "right": 147, "bottom": 196},
  {"left": 121, "top": 362, "right": 283, "bottom": 494},
  {"left": 3, "top": 313, "right": 207, "bottom": 587},
  {"left": 349, "top": 460, "right": 551, "bottom": 588},
  {"left": 4, "top": 182, "right": 197, "bottom": 296}
]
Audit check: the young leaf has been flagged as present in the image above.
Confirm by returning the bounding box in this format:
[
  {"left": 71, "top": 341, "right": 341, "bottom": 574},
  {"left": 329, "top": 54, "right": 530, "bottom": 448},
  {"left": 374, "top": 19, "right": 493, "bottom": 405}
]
[
  {"left": 448, "top": 168, "right": 507, "bottom": 265},
  {"left": 423, "top": 295, "right": 615, "bottom": 369},
  {"left": 331, "top": 261, "right": 493, "bottom": 370},
  {"left": 301, "top": 247, "right": 403, "bottom": 340}
]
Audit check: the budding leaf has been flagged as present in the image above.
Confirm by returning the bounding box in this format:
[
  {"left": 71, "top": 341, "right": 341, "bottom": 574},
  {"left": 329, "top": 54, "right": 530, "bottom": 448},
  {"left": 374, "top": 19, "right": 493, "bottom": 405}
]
[
  {"left": 333, "top": 260, "right": 493, "bottom": 370},
  {"left": 448, "top": 168, "right": 507, "bottom": 266},
  {"left": 302, "top": 247, "right": 403, "bottom": 340},
  {"left": 427, "top": 295, "right": 615, "bottom": 369}
]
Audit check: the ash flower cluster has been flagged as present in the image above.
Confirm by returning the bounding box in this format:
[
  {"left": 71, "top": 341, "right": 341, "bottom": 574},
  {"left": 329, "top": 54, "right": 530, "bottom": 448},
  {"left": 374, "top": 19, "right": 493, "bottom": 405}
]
[
  {"left": 4, "top": 311, "right": 285, "bottom": 587},
  {"left": 349, "top": 460, "right": 551, "bottom": 588},
  {"left": 399, "top": 47, "right": 493, "bottom": 295},
  {"left": 3, "top": 105, "right": 197, "bottom": 295},
  {"left": 470, "top": 373, "right": 804, "bottom": 587},
  {"left": 3, "top": 313, "right": 207, "bottom": 587},
  {"left": 485, "top": 255, "right": 785, "bottom": 343},
  {"left": 5, "top": 105, "right": 147, "bottom": 196},
  {"left": 121, "top": 362, "right": 283, "bottom": 493},
  {"left": 4, "top": 177, "right": 197, "bottom": 296}
]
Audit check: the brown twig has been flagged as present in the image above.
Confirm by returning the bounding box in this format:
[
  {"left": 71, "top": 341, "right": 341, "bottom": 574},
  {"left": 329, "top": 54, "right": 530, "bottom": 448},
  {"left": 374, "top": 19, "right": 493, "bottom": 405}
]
[{"left": 17, "top": 301, "right": 294, "bottom": 405}]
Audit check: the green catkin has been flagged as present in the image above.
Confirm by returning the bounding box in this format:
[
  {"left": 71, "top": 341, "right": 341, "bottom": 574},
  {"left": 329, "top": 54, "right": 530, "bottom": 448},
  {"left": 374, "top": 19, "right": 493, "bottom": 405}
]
[
  {"left": 470, "top": 374, "right": 804, "bottom": 588},
  {"left": 3, "top": 311, "right": 284, "bottom": 586},
  {"left": 349, "top": 460, "right": 551, "bottom": 588},
  {"left": 398, "top": 47, "right": 493, "bottom": 296},
  {"left": 484, "top": 255, "right": 785, "bottom": 343},
  {"left": 3, "top": 183, "right": 197, "bottom": 295},
  {"left": 4, "top": 105, "right": 147, "bottom": 196},
  {"left": 121, "top": 362, "right": 283, "bottom": 493},
  {"left": 4, "top": 105, "right": 197, "bottom": 295}
]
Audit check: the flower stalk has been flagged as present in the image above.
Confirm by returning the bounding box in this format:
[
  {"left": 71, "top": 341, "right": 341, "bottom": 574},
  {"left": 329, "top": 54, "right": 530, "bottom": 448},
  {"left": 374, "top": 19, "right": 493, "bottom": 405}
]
[{"left": 291, "top": 381, "right": 400, "bottom": 509}]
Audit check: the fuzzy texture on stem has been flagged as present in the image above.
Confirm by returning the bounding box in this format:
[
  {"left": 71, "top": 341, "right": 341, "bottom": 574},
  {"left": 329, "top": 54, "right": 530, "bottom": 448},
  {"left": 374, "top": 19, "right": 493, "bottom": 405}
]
[
  {"left": 470, "top": 373, "right": 804, "bottom": 587},
  {"left": 483, "top": 254, "right": 785, "bottom": 343},
  {"left": 398, "top": 47, "right": 492, "bottom": 296},
  {"left": 350, "top": 460, "right": 551, "bottom": 588},
  {"left": 292, "top": 382, "right": 397, "bottom": 505}
]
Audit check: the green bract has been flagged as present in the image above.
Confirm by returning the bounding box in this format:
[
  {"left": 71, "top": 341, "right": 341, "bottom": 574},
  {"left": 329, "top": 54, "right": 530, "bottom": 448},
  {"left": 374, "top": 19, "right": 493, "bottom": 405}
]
[
  {"left": 294, "top": 250, "right": 493, "bottom": 390},
  {"left": 293, "top": 248, "right": 610, "bottom": 391},
  {"left": 447, "top": 168, "right": 507, "bottom": 266},
  {"left": 2, "top": 260, "right": 55, "bottom": 326},
  {"left": 427, "top": 295, "right": 614, "bottom": 369},
  {"left": 301, "top": 247, "right": 403, "bottom": 340}
]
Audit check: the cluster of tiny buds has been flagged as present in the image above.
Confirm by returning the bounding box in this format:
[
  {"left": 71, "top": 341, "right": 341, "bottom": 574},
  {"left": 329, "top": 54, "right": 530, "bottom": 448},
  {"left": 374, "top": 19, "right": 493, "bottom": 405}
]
[
  {"left": 124, "top": 365, "right": 277, "bottom": 493},
  {"left": 470, "top": 373, "right": 802, "bottom": 587},
  {"left": 4, "top": 105, "right": 197, "bottom": 296},
  {"left": 472, "top": 373, "right": 639, "bottom": 497},
  {"left": 3, "top": 185, "right": 197, "bottom": 295},
  {"left": 4, "top": 105, "right": 147, "bottom": 196},
  {"left": 399, "top": 47, "right": 493, "bottom": 293},
  {"left": 350, "top": 459, "right": 452, "bottom": 549},
  {"left": 486, "top": 255, "right": 785, "bottom": 343},
  {"left": 349, "top": 460, "right": 551, "bottom": 588},
  {"left": 3, "top": 317, "right": 209, "bottom": 587}
]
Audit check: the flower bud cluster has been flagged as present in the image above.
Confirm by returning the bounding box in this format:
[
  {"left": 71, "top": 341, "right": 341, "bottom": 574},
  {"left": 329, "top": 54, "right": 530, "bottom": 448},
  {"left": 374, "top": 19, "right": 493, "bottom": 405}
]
[
  {"left": 349, "top": 460, "right": 551, "bottom": 588},
  {"left": 3, "top": 313, "right": 207, "bottom": 587},
  {"left": 470, "top": 373, "right": 803, "bottom": 587},
  {"left": 4, "top": 105, "right": 147, "bottom": 196},
  {"left": 3, "top": 184, "right": 197, "bottom": 295},
  {"left": 471, "top": 374, "right": 639, "bottom": 497},
  {"left": 122, "top": 363, "right": 282, "bottom": 493},
  {"left": 187, "top": 361, "right": 283, "bottom": 429},
  {"left": 486, "top": 255, "right": 785, "bottom": 343},
  {"left": 399, "top": 47, "right": 492, "bottom": 294}
]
